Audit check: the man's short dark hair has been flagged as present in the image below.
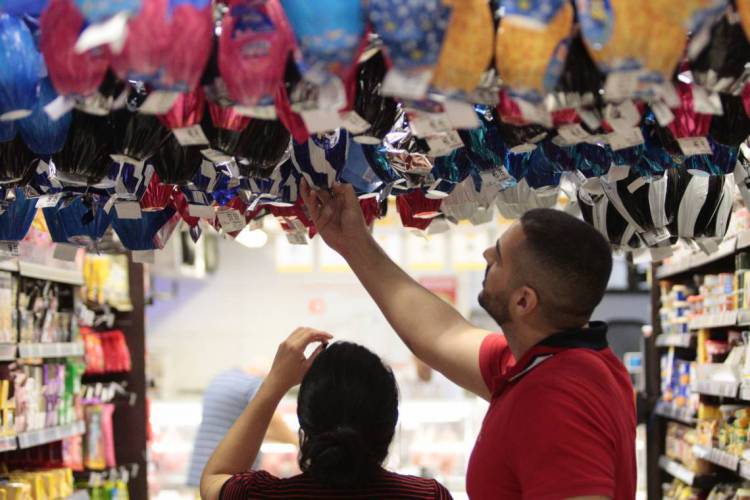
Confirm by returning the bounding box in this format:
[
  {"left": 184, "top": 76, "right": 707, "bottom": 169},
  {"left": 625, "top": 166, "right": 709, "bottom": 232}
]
[{"left": 517, "top": 208, "right": 613, "bottom": 328}]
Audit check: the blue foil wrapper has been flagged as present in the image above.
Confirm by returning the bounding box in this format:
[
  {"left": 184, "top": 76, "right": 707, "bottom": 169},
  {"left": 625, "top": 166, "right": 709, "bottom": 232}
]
[
  {"left": 18, "top": 78, "right": 72, "bottom": 156},
  {"left": 73, "top": 0, "right": 143, "bottom": 24},
  {"left": 290, "top": 129, "right": 349, "bottom": 189},
  {"left": 0, "top": 188, "right": 37, "bottom": 241},
  {"left": 105, "top": 158, "right": 154, "bottom": 201},
  {"left": 0, "top": 0, "right": 49, "bottom": 15},
  {"left": 573, "top": 141, "right": 613, "bottom": 178},
  {"left": 0, "top": 14, "right": 43, "bottom": 121},
  {"left": 0, "top": 119, "right": 14, "bottom": 142},
  {"left": 111, "top": 206, "right": 177, "bottom": 250},
  {"left": 339, "top": 141, "right": 385, "bottom": 195},
  {"left": 366, "top": 0, "right": 451, "bottom": 71},
  {"left": 427, "top": 147, "right": 473, "bottom": 197},
  {"left": 42, "top": 194, "right": 112, "bottom": 247},
  {"left": 683, "top": 139, "right": 738, "bottom": 176}
]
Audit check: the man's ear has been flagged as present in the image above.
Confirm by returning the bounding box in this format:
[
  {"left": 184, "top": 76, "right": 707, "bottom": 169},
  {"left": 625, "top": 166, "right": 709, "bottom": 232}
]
[{"left": 515, "top": 286, "right": 539, "bottom": 318}]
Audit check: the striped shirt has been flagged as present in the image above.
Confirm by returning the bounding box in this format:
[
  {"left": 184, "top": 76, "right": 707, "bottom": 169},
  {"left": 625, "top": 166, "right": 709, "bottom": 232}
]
[
  {"left": 187, "top": 369, "right": 263, "bottom": 487},
  {"left": 220, "top": 470, "right": 453, "bottom": 499}
]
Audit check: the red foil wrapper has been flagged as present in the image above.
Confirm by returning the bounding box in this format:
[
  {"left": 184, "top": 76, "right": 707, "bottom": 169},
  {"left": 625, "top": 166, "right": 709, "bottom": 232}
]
[
  {"left": 551, "top": 108, "right": 581, "bottom": 127},
  {"left": 274, "top": 77, "right": 310, "bottom": 144},
  {"left": 268, "top": 200, "right": 317, "bottom": 238},
  {"left": 359, "top": 195, "right": 380, "bottom": 227},
  {"left": 496, "top": 90, "right": 527, "bottom": 126},
  {"left": 162, "top": 2, "right": 213, "bottom": 91},
  {"left": 172, "top": 190, "right": 202, "bottom": 228},
  {"left": 140, "top": 173, "right": 178, "bottom": 212},
  {"left": 158, "top": 87, "right": 206, "bottom": 129},
  {"left": 397, "top": 191, "right": 441, "bottom": 230},
  {"left": 209, "top": 102, "right": 252, "bottom": 132},
  {"left": 667, "top": 82, "right": 713, "bottom": 138},
  {"left": 111, "top": 0, "right": 172, "bottom": 83},
  {"left": 211, "top": 196, "right": 263, "bottom": 238},
  {"left": 40, "top": 0, "right": 110, "bottom": 97}
]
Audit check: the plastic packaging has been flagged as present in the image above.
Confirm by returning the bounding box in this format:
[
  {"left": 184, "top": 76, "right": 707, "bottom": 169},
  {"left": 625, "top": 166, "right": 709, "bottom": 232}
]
[
  {"left": 162, "top": 0, "right": 213, "bottom": 91},
  {"left": 51, "top": 111, "right": 119, "bottom": 185},
  {"left": 40, "top": 0, "right": 110, "bottom": 97},
  {"left": 432, "top": 0, "right": 494, "bottom": 94},
  {"left": 18, "top": 78, "right": 73, "bottom": 156},
  {"left": 496, "top": 0, "right": 574, "bottom": 102},
  {"left": 0, "top": 14, "right": 43, "bottom": 121},
  {"left": 350, "top": 50, "right": 400, "bottom": 144},
  {"left": 73, "top": 0, "right": 143, "bottom": 24},
  {"left": 219, "top": 0, "right": 294, "bottom": 107},
  {"left": 235, "top": 119, "right": 291, "bottom": 179},
  {"left": 281, "top": 0, "right": 365, "bottom": 83}
]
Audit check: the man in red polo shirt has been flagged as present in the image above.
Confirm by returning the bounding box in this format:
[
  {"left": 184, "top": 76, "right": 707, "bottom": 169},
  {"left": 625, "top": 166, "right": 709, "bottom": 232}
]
[{"left": 301, "top": 181, "right": 636, "bottom": 499}]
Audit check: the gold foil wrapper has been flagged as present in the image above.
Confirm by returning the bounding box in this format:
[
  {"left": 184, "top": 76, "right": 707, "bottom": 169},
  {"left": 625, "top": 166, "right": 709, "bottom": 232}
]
[{"left": 432, "top": 0, "right": 494, "bottom": 93}]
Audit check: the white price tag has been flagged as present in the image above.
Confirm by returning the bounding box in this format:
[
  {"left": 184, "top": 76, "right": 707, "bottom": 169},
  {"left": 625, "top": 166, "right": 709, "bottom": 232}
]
[
  {"left": 627, "top": 176, "right": 647, "bottom": 193},
  {"left": 139, "top": 91, "right": 180, "bottom": 115},
  {"left": 381, "top": 68, "right": 432, "bottom": 100},
  {"left": 607, "top": 165, "right": 630, "bottom": 182},
  {"left": 578, "top": 109, "right": 601, "bottom": 130},
  {"left": 234, "top": 105, "right": 277, "bottom": 120},
  {"left": 217, "top": 210, "right": 247, "bottom": 233},
  {"left": 132, "top": 250, "right": 155, "bottom": 264},
  {"left": 36, "top": 193, "right": 64, "bottom": 208},
  {"left": 517, "top": 99, "right": 552, "bottom": 127},
  {"left": 201, "top": 149, "right": 234, "bottom": 166},
  {"left": 53, "top": 243, "right": 79, "bottom": 262},
  {"left": 115, "top": 201, "right": 142, "bottom": 220},
  {"left": 651, "top": 100, "right": 675, "bottom": 126},
  {"left": 650, "top": 245, "right": 674, "bottom": 261},
  {"left": 0, "top": 242, "right": 18, "bottom": 257},
  {"left": 510, "top": 143, "right": 537, "bottom": 154},
  {"left": 678, "top": 137, "right": 712, "bottom": 157},
  {"left": 409, "top": 112, "right": 454, "bottom": 137},
  {"left": 606, "top": 127, "right": 644, "bottom": 151},
  {"left": 443, "top": 100, "right": 480, "bottom": 130},
  {"left": 172, "top": 125, "right": 209, "bottom": 147},
  {"left": 641, "top": 227, "right": 670, "bottom": 246},
  {"left": 426, "top": 131, "right": 464, "bottom": 157},
  {"left": 692, "top": 86, "right": 724, "bottom": 115},
  {"left": 74, "top": 12, "right": 129, "bottom": 54},
  {"left": 605, "top": 100, "right": 641, "bottom": 133},
  {"left": 658, "top": 82, "right": 681, "bottom": 109},
  {"left": 557, "top": 123, "right": 591, "bottom": 144},
  {"left": 80, "top": 307, "right": 95, "bottom": 326},
  {"left": 300, "top": 109, "right": 343, "bottom": 134},
  {"left": 43, "top": 95, "right": 75, "bottom": 121},
  {"left": 188, "top": 204, "right": 215, "bottom": 219},
  {"left": 340, "top": 111, "right": 371, "bottom": 134},
  {"left": 604, "top": 71, "right": 640, "bottom": 101}
]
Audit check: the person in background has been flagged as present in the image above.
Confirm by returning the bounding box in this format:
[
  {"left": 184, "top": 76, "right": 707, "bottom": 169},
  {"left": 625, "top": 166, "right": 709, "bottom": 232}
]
[
  {"left": 396, "top": 355, "right": 465, "bottom": 400},
  {"left": 186, "top": 367, "right": 297, "bottom": 490},
  {"left": 301, "top": 181, "right": 636, "bottom": 499},
  {"left": 200, "top": 327, "right": 452, "bottom": 499}
]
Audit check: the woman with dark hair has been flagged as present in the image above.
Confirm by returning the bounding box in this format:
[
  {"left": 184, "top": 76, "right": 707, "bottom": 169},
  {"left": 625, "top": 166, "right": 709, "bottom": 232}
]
[{"left": 201, "top": 327, "right": 452, "bottom": 499}]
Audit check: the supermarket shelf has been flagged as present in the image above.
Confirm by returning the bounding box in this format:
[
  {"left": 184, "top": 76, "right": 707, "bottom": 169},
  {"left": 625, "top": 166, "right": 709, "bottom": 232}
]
[
  {"left": 740, "top": 460, "right": 750, "bottom": 480},
  {"left": 0, "top": 434, "right": 17, "bottom": 452},
  {"left": 740, "top": 385, "right": 750, "bottom": 401},
  {"left": 693, "top": 379, "right": 739, "bottom": 398},
  {"left": 659, "top": 455, "right": 696, "bottom": 485},
  {"left": 0, "top": 259, "right": 17, "bottom": 272},
  {"left": 689, "top": 311, "right": 738, "bottom": 330},
  {"left": 739, "top": 310, "right": 750, "bottom": 326},
  {"left": 654, "top": 401, "right": 696, "bottom": 425},
  {"left": 18, "top": 261, "right": 84, "bottom": 286},
  {"left": 17, "top": 420, "right": 85, "bottom": 449},
  {"left": 655, "top": 333, "right": 694, "bottom": 348},
  {"left": 656, "top": 235, "right": 740, "bottom": 279},
  {"left": 18, "top": 342, "right": 84, "bottom": 359},
  {"left": 0, "top": 343, "right": 16, "bottom": 361},
  {"left": 692, "top": 444, "right": 740, "bottom": 472}
]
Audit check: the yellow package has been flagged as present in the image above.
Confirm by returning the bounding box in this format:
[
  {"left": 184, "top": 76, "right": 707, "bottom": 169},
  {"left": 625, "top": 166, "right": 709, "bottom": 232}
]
[
  {"left": 0, "top": 483, "right": 30, "bottom": 500},
  {"left": 495, "top": 0, "right": 573, "bottom": 100},
  {"left": 432, "top": 0, "right": 494, "bottom": 93}
]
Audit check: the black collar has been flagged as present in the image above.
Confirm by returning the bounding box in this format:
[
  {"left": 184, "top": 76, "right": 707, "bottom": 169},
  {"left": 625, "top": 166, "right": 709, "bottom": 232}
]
[{"left": 537, "top": 321, "right": 609, "bottom": 350}]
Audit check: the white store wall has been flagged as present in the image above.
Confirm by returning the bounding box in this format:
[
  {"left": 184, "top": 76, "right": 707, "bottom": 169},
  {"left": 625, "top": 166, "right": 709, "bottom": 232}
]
[{"left": 146, "top": 226, "right": 650, "bottom": 398}]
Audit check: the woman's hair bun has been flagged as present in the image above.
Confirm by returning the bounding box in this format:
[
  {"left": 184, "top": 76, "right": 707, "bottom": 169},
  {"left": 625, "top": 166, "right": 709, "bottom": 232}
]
[{"left": 303, "top": 425, "right": 374, "bottom": 488}]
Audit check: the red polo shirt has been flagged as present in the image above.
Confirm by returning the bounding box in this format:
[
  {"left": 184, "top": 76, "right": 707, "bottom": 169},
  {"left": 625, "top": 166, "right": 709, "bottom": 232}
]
[{"left": 466, "top": 322, "right": 636, "bottom": 499}]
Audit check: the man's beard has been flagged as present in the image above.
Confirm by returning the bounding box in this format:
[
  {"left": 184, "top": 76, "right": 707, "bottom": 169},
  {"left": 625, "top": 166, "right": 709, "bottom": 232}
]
[{"left": 478, "top": 288, "right": 511, "bottom": 327}]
